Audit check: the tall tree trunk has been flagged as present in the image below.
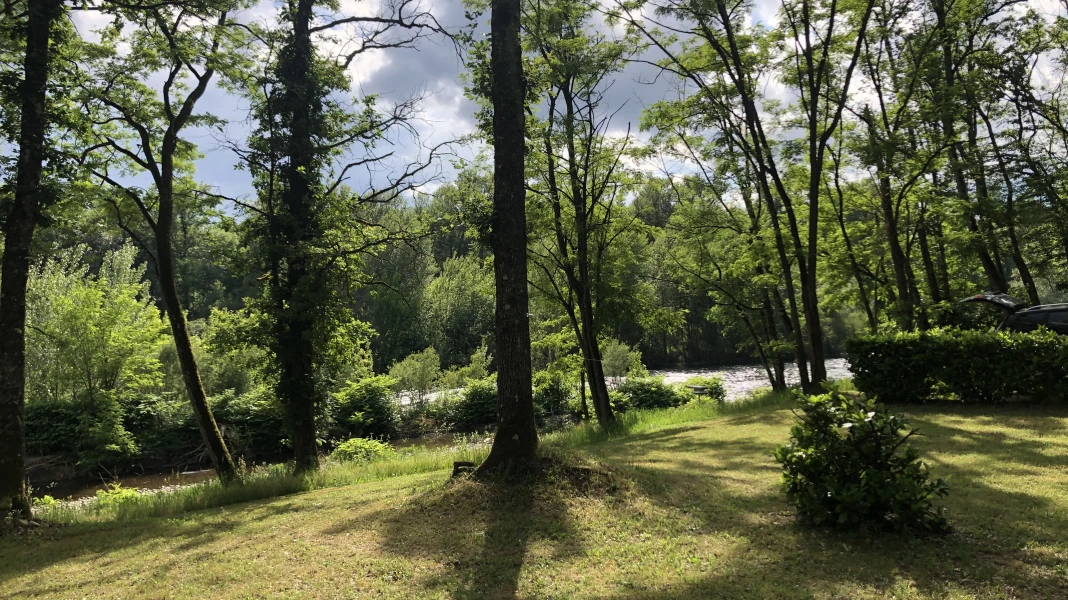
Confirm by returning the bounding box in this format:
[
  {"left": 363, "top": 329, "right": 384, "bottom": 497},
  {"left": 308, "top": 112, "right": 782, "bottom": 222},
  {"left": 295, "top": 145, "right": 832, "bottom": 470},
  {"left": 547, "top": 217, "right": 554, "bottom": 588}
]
[
  {"left": 741, "top": 178, "right": 788, "bottom": 391},
  {"left": 966, "top": 109, "right": 1009, "bottom": 290},
  {"left": 155, "top": 173, "right": 237, "bottom": 481},
  {"left": 762, "top": 294, "right": 787, "bottom": 392},
  {"left": 561, "top": 85, "right": 614, "bottom": 427},
  {"left": 878, "top": 170, "right": 915, "bottom": 330},
  {"left": 276, "top": 0, "right": 321, "bottom": 472},
  {"left": 577, "top": 328, "right": 612, "bottom": 426},
  {"left": 761, "top": 190, "right": 811, "bottom": 392},
  {"left": 145, "top": 14, "right": 238, "bottom": 482},
  {"left": 478, "top": 0, "right": 538, "bottom": 475},
  {"left": 829, "top": 151, "right": 876, "bottom": 332},
  {"left": 0, "top": 0, "right": 61, "bottom": 518}
]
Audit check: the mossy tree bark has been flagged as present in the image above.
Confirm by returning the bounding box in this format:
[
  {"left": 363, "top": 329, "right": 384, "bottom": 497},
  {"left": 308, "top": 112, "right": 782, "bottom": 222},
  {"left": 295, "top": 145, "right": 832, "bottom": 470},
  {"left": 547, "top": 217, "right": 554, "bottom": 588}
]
[
  {"left": 83, "top": 6, "right": 238, "bottom": 482},
  {"left": 273, "top": 0, "right": 322, "bottom": 473}
]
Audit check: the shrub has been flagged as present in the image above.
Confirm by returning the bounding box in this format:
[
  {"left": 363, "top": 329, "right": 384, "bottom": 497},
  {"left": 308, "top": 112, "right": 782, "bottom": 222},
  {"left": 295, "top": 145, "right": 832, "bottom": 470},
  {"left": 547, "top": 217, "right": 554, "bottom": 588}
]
[
  {"left": 396, "top": 394, "right": 455, "bottom": 438},
  {"left": 25, "top": 401, "right": 81, "bottom": 457},
  {"left": 24, "top": 245, "right": 167, "bottom": 471},
  {"left": 32, "top": 495, "right": 58, "bottom": 509},
  {"left": 775, "top": 392, "right": 948, "bottom": 532},
  {"left": 600, "top": 339, "right": 647, "bottom": 381},
  {"left": 453, "top": 376, "right": 498, "bottom": 431},
  {"left": 330, "top": 376, "right": 398, "bottom": 441},
  {"left": 616, "top": 378, "right": 686, "bottom": 411},
  {"left": 124, "top": 393, "right": 199, "bottom": 464},
  {"left": 533, "top": 370, "right": 573, "bottom": 421},
  {"left": 608, "top": 389, "right": 630, "bottom": 414},
  {"left": 681, "top": 376, "right": 727, "bottom": 403},
  {"left": 92, "top": 483, "right": 143, "bottom": 508},
  {"left": 329, "top": 438, "right": 395, "bottom": 463},
  {"left": 389, "top": 347, "right": 441, "bottom": 404},
  {"left": 846, "top": 328, "right": 1068, "bottom": 403},
  {"left": 438, "top": 345, "right": 492, "bottom": 390},
  {"left": 212, "top": 385, "right": 287, "bottom": 460}
]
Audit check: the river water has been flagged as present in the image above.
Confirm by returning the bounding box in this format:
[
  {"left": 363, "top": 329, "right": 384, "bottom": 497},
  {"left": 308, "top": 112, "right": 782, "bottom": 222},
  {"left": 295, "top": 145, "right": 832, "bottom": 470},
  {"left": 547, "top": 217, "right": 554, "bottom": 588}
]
[{"left": 650, "top": 357, "right": 852, "bottom": 400}]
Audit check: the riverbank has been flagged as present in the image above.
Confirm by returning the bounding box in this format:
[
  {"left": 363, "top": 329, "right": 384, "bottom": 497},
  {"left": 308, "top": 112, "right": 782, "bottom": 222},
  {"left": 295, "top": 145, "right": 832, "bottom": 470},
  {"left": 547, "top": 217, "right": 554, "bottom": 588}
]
[
  {"left": 31, "top": 361, "right": 830, "bottom": 502},
  {"left": 29, "top": 390, "right": 784, "bottom": 524},
  {"left": 4, "top": 399, "right": 1066, "bottom": 598},
  {"left": 650, "top": 357, "right": 851, "bottom": 399}
]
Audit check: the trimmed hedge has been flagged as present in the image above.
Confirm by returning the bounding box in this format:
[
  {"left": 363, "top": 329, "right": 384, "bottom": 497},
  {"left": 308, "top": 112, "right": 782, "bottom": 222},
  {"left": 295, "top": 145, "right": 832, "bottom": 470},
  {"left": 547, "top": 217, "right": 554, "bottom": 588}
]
[{"left": 845, "top": 328, "right": 1068, "bottom": 403}]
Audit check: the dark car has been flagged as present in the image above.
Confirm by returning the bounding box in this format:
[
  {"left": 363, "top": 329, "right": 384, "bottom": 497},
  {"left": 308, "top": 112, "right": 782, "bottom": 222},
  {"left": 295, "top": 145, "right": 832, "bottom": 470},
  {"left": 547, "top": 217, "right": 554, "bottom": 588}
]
[{"left": 961, "top": 292, "right": 1068, "bottom": 334}]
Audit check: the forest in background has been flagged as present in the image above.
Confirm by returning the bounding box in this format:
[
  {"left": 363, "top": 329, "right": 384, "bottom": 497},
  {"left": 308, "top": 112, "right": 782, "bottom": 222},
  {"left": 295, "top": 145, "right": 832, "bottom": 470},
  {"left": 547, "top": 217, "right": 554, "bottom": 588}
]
[{"left": 3, "top": 0, "right": 1068, "bottom": 504}]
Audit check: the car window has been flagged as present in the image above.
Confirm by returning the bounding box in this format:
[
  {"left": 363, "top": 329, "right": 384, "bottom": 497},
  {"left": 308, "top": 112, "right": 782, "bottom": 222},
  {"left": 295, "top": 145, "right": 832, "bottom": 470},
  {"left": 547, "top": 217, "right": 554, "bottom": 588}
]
[
  {"left": 1047, "top": 311, "right": 1068, "bottom": 334},
  {"left": 1004, "top": 311, "right": 1048, "bottom": 332}
]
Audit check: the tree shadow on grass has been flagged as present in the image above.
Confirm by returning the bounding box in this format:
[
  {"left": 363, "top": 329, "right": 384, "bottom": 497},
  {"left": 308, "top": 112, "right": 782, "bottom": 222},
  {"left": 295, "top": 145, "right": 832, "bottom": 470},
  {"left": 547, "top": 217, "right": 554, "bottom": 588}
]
[
  {"left": 373, "top": 466, "right": 600, "bottom": 599},
  {"left": 586, "top": 416, "right": 1068, "bottom": 599},
  {"left": 0, "top": 513, "right": 245, "bottom": 597}
]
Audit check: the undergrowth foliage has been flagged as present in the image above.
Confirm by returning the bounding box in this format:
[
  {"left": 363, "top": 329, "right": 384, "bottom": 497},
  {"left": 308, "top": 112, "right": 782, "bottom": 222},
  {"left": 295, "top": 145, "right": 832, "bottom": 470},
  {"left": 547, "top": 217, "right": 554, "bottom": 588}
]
[
  {"left": 775, "top": 392, "right": 949, "bottom": 533},
  {"left": 329, "top": 438, "right": 395, "bottom": 464},
  {"left": 615, "top": 378, "right": 686, "bottom": 411}
]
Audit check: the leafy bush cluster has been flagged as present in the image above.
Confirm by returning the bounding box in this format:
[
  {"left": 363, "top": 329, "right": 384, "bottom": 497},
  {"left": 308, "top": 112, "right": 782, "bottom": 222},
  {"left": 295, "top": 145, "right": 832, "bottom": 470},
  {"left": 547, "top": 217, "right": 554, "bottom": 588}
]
[
  {"left": 681, "top": 376, "right": 727, "bottom": 403},
  {"left": 389, "top": 347, "right": 442, "bottom": 405},
  {"left": 601, "top": 338, "right": 648, "bottom": 382},
  {"left": 92, "top": 483, "right": 143, "bottom": 508},
  {"left": 438, "top": 345, "right": 491, "bottom": 391},
  {"left": 775, "top": 392, "right": 948, "bottom": 532},
  {"left": 329, "top": 438, "right": 395, "bottom": 464},
  {"left": 846, "top": 328, "right": 1068, "bottom": 403},
  {"left": 24, "top": 246, "right": 169, "bottom": 468},
  {"left": 533, "top": 370, "right": 573, "bottom": 422},
  {"left": 327, "top": 376, "right": 398, "bottom": 441},
  {"left": 451, "top": 376, "right": 498, "bottom": 432},
  {"left": 615, "top": 378, "right": 687, "bottom": 411}
]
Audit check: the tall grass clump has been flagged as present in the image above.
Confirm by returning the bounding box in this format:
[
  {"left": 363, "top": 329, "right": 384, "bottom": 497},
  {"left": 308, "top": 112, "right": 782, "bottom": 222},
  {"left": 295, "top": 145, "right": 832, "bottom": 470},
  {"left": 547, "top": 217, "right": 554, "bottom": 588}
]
[{"left": 34, "top": 441, "right": 489, "bottom": 525}]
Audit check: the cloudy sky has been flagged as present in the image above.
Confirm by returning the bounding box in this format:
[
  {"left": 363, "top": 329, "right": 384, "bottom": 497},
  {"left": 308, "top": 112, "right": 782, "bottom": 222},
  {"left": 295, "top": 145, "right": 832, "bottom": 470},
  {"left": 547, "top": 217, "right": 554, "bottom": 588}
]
[{"left": 68, "top": 0, "right": 1067, "bottom": 201}]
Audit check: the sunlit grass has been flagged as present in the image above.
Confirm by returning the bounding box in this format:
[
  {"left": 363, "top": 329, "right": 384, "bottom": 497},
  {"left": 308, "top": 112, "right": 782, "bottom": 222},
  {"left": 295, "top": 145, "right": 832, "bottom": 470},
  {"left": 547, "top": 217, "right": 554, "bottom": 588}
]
[
  {"left": 542, "top": 387, "right": 793, "bottom": 448},
  {"left": 6, "top": 395, "right": 1066, "bottom": 599}
]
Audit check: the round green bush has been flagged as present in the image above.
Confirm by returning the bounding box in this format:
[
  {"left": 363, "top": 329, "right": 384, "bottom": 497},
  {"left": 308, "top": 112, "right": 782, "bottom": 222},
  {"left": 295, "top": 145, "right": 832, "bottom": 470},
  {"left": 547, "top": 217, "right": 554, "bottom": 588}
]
[
  {"left": 533, "top": 370, "right": 573, "bottom": 420},
  {"left": 453, "top": 376, "right": 498, "bottom": 431},
  {"left": 616, "top": 377, "right": 686, "bottom": 411},
  {"left": 330, "top": 438, "right": 395, "bottom": 463},
  {"left": 330, "top": 375, "right": 399, "bottom": 440},
  {"left": 212, "top": 385, "right": 287, "bottom": 460},
  {"left": 775, "top": 392, "right": 949, "bottom": 532}
]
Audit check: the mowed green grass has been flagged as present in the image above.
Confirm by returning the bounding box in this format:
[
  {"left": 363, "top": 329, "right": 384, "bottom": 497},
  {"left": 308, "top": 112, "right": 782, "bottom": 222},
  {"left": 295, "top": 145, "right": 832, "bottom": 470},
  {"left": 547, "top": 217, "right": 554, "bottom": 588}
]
[{"left": 2, "top": 402, "right": 1067, "bottom": 599}]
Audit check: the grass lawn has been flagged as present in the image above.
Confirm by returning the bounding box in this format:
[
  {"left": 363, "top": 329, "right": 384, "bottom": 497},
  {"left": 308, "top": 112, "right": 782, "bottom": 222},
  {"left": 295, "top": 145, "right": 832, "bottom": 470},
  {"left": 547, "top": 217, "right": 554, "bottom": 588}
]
[{"left": 2, "top": 401, "right": 1067, "bottom": 599}]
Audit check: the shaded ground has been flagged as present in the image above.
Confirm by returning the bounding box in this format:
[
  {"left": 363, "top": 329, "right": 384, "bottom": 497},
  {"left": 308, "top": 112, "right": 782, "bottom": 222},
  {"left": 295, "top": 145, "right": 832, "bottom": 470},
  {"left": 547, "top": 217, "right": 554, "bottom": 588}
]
[{"left": 2, "top": 403, "right": 1066, "bottom": 599}]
